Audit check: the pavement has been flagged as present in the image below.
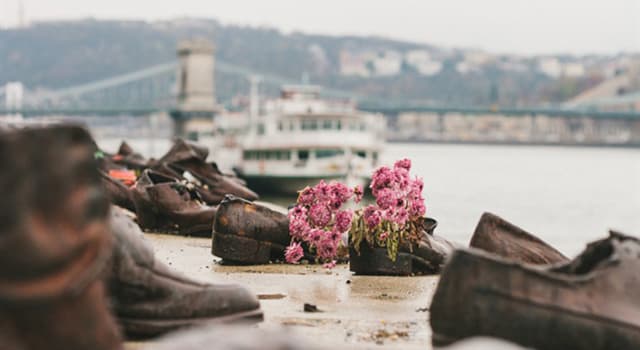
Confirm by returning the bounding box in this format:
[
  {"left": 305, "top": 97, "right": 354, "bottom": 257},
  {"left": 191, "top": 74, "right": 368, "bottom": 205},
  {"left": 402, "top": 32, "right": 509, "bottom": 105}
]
[{"left": 134, "top": 232, "right": 440, "bottom": 349}]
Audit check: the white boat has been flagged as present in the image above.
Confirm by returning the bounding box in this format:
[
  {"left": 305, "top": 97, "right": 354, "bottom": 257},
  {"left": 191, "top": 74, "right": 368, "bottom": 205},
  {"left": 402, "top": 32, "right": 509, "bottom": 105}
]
[{"left": 235, "top": 85, "right": 386, "bottom": 194}]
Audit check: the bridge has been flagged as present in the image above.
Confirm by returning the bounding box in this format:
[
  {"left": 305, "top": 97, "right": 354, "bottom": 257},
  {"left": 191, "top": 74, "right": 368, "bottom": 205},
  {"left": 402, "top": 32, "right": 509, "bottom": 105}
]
[{"left": 2, "top": 39, "right": 640, "bottom": 146}]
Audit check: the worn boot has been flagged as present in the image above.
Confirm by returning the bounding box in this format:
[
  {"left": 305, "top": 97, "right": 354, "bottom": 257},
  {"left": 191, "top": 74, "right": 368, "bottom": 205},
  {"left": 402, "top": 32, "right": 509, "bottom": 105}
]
[
  {"left": 0, "top": 125, "right": 122, "bottom": 350},
  {"left": 469, "top": 212, "right": 568, "bottom": 264},
  {"left": 132, "top": 169, "right": 217, "bottom": 237},
  {"left": 212, "top": 195, "right": 292, "bottom": 263},
  {"left": 350, "top": 218, "right": 461, "bottom": 275},
  {"left": 430, "top": 231, "right": 640, "bottom": 349},
  {"left": 108, "top": 207, "right": 262, "bottom": 339}
]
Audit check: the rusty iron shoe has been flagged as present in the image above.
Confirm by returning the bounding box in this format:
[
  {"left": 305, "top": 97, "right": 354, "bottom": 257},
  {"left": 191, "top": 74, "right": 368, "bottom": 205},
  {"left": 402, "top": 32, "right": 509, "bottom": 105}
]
[
  {"left": 469, "top": 212, "right": 568, "bottom": 265},
  {"left": 349, "top": 218, "right": 461, "bottom": 276},
  {"left": 212, "top": 195, "right": 292, "bottom": 264},
  {"left": 430, "top": 231, "right": 640, "bottom": 349},
  {"left": 108, "top": 208, "right": 262, "bottom": 339},
  {"left": 0, "top": 125, "right": 122, "bottom": 350},
  {"left": 132, "top": 169, "right": 217, "bottom": 237}
]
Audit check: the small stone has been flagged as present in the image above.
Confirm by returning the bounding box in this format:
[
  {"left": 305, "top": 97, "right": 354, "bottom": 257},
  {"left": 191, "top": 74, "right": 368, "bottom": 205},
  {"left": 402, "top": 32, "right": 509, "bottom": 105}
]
[{"left": 303, "top": 303, "right": 320, "bottom": 312}]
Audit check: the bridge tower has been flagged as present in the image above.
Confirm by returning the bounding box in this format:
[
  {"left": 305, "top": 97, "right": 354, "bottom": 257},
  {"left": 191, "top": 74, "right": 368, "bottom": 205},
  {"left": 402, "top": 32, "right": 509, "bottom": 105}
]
[{"left": 170, "top": 38, "right": 218, "bottom": 139}]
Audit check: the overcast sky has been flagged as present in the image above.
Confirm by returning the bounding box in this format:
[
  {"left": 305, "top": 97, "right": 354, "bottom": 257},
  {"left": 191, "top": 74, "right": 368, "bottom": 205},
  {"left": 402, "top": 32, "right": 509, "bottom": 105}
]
[{"left": 1, "top": 0, "right": 638, "bottom": 55}]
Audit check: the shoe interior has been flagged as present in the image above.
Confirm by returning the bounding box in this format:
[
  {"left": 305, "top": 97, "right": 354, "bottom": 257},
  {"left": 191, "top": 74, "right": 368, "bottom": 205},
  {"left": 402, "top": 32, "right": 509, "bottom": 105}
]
[{"left": 550, "top": 239, "right": 614, "bottom": 276}]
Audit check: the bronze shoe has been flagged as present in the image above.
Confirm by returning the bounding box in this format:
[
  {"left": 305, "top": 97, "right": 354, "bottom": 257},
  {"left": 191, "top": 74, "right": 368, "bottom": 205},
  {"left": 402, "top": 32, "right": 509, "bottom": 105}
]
[
  {"left": 430, "top": 231, "right": 640, "bottom": 349},
  {"left": 158, "top": 139, "right": 259, "bottom": 204},
  {"left": 469, "top": 212, "right": 568, "bottom": 264},
  {"left": 111, "top": 141, "right": 148, "bottom": 171},
  {"left": 349, "top": 218, "right": 461, "bottom": 276},
  {"left": 0, "top": 125, "right": 122, "bottom": 350},
  {"left": 132, "top": 169, "right": 217, "bottom": 237},
  {"left": 108, "top": 208, "right": 262, "bottom": 339},
  {"left": 212, "top": 195, "right": 291, "bottom": 264}
]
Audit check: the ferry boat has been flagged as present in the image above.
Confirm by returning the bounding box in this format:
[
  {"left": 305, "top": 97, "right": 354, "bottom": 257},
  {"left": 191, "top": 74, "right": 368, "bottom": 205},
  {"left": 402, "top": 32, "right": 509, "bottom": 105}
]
[{"left": 235, "top": 85, "right": 386, "bottom": 194}]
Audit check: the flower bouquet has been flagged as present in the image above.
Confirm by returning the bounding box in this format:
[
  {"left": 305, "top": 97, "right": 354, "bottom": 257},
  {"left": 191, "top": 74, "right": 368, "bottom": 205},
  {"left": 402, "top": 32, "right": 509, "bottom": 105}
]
[
  {"left": 348, "top": 159, "right": 441, "bottom": 275},
  {"left": 286, "top": 158, "right": 451, "bottom": 275},
  {"left": 285, "top": 180, "right": 363, "bottom": 268}
]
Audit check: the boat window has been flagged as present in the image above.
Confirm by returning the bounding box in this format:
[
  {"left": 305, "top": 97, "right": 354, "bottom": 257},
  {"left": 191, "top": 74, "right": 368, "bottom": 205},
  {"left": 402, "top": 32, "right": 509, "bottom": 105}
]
[
  {"left": 257, "top": 123, "right": 265, "bottom": 135},
  {"left": 316, "top": 149, "right": 345, "bottom": 158},
  {"left": 336, "top": 120, "right": 342, "bottom": 130},
  {"left": 322, "top": 120, "right": 332, "bottom": 129},
  {"left": 298, "top": 150, "right": 310, "bottom": 160},
  {"left": 355, "top": 150, "right": 367, "bottom": 158},
  {"left": 278, "top": 121, "right": 283, "bottom": 131},
  {"left": 276, "top": 151, "right": 291, "bottom": 160},
  {"left": 243, "top": 150, "right": 253, "bottom": 160},
  {"left": 372, "top": 152, "right": 379, "bottom": 166},
  {"left": 359, "top": 123, "right": 366, "bottom": 131}
]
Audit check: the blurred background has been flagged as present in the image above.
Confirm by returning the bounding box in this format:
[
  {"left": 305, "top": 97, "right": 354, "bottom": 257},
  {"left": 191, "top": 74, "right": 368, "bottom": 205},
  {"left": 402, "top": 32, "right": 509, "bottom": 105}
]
[{"left": 0, "top": 0, "right": 638, "bottom": 254}]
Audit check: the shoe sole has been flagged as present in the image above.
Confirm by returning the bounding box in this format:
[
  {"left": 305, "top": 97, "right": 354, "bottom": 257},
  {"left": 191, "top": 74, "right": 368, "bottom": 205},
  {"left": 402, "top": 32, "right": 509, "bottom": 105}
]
[
  {"left": 120, "top": 308, "right": 264, "bottom": 339},
  {"left": 211, "top": 232, "right": 286, "bottom": 264},
  {"left": 349, "top": 246, "right": 436, "bottom": 276}
]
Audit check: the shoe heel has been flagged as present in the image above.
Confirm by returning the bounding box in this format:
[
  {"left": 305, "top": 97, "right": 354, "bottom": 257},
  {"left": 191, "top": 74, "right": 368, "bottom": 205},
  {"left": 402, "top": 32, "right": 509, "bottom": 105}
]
[
  {"left": 212, "top": 232, "right": 272, "bottom": 264},
  {"left": 349, "top": 246, "right": 414, "bottom": 276}
]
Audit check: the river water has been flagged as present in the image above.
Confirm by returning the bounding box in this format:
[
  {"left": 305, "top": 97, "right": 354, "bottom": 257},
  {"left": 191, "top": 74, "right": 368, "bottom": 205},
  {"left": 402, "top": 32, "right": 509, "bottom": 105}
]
[{"left": 99, "top": 138, "right": 640, "bottom": 257}]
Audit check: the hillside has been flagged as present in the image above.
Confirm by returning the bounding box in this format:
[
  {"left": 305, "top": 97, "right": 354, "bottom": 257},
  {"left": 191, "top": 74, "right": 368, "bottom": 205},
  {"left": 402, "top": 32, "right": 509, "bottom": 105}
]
[{"left": 0, "top": 18, "right": 631, "bottom": 107}]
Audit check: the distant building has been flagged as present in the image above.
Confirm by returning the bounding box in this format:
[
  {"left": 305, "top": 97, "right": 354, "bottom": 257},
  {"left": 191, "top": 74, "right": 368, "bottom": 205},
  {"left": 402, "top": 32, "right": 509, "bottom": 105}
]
[
  {"left": 372, "top": 50, "right": 403, "bottom": 76},
  {"left": 538, "top": 58, "right": 562, "bottom": 78},
  {"left": 4, "top": 82, "right": 24, "bottom": 110},
  {"left": 405, "top": 50, "right": 443, "bottom": 76},
  {"left": 339, "top": 51, "right": 371, "bottom": 77}
]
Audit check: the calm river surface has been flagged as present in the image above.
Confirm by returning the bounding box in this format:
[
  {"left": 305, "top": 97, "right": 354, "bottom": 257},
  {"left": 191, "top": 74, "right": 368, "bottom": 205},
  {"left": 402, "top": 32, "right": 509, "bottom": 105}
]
[{"left": 99, "top": 138, "right": 640, "bottom": 256}]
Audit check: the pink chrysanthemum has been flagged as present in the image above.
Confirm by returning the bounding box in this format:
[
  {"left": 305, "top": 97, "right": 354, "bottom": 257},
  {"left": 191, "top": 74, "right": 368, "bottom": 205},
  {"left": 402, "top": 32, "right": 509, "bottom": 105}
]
[{"left": 285, "top": 242, "right": 304, "bottom": 264}]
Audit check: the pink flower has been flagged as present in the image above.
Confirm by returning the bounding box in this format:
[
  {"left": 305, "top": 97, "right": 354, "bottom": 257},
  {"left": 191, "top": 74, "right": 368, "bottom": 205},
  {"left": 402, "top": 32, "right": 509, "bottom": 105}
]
[
  {"left": 375, "top": 188, "right": 396, "bottom": 210},
  {"left": 393, "top": 167, "right": 410, "bottom": 190},
  {"left": 289, "top": 217, "right": 310, "bottom": 240},
  {"left": 297, "top": 186, "right": 315, "bottom": 206},
  {"left": 307, "top": 228, "right": 325, "bottom": 244},
  {"left": 323, "top": 260, "right": 337, "bottom": 269},
  {"left": 335, "top": 210, "right": 353, "bottom": 233},
  {"left": 289, "top": 205, "right": 308, "bottom": 220},
  {"left": 379, "top": 231, "right": 389, "bottom": 240},
  {"left": 370, "top": 166, "right": 394, "bottom": 195},
  {"left": 309, "top": 203, "right": 331, "bottom": 227},
  {"left": 353, "top": 185, "right": 363, "bottom": 203},
  {"left": 285, "top": 242, "right": 304, "bottom": 264},
  {"left": 313, "top": 180, "right": 330, "bottom": 202},
  {"left": 316, "top": 240, "right": 338, "bottom": 260},
  {"left": 393, "top": 207, "right": 409, "bottom": 226},
  {"left": 394, "top": 158, "right": 412, "bottom": 171},
  {"left": 410, "top": 199, "right": 426, "bottom": 217},
  {"left": 363, "top": 205, "right": 381, "bottom": 228},
  {"left": 327, "top": 228, "right": 342, "bottom": 244}
]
